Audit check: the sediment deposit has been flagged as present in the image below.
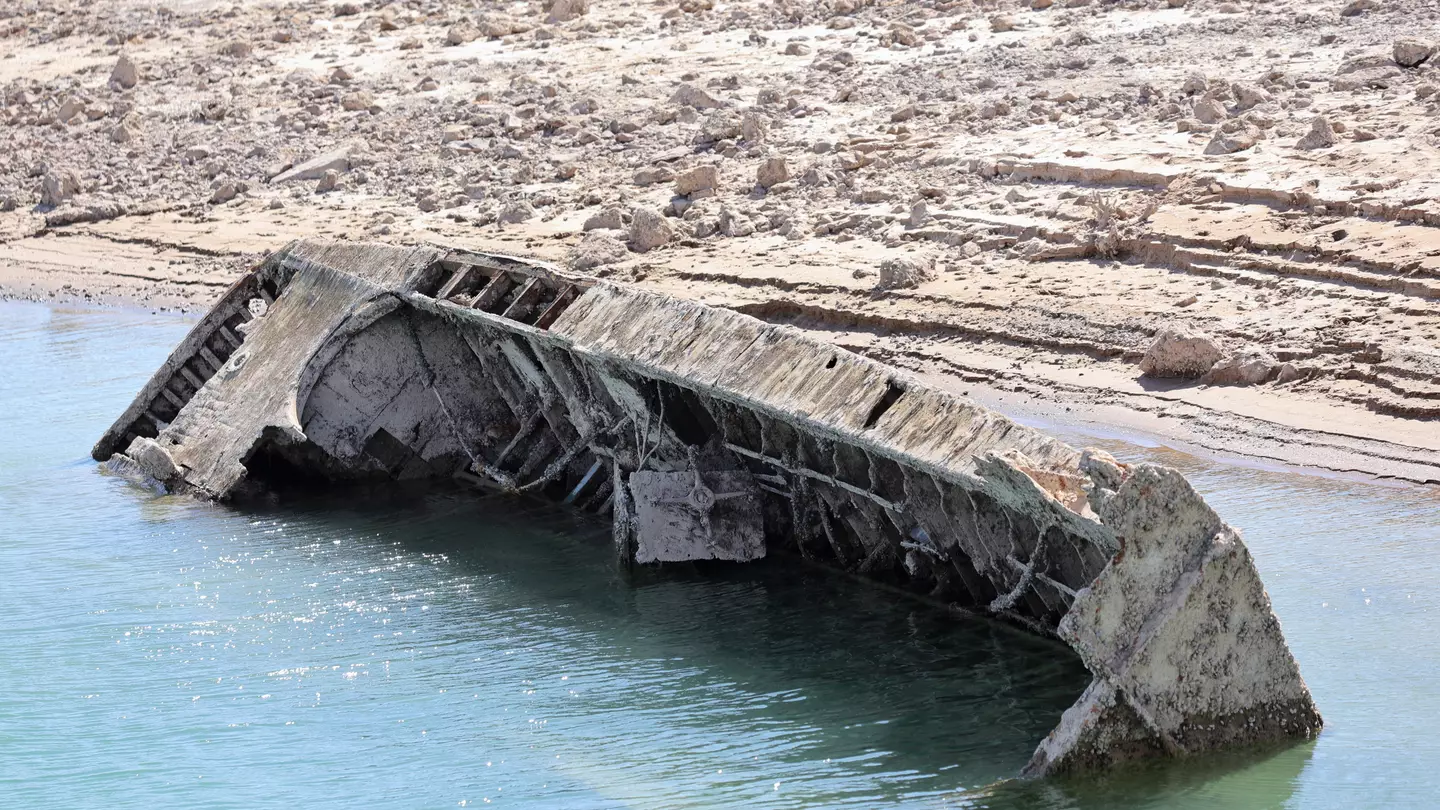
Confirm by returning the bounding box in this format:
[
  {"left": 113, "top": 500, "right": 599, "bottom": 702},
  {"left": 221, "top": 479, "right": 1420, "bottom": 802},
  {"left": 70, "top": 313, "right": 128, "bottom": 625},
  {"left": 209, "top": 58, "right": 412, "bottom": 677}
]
[{"left": 6, "top": 0, "right": 1440, "bottom": 481}]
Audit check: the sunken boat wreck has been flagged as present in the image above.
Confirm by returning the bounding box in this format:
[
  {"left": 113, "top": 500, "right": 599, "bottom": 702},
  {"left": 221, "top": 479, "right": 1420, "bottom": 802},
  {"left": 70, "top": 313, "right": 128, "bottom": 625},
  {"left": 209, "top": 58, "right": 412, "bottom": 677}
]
[{"left": 96, "top": 239, "right": 1321, "bottom": 777}]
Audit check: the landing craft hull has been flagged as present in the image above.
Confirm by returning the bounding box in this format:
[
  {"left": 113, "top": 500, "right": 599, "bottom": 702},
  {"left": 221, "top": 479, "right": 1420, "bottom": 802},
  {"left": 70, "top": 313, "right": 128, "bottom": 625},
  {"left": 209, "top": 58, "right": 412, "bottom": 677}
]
[{"left": 95, "top": 239, "right": 1321, "bottom": 776}]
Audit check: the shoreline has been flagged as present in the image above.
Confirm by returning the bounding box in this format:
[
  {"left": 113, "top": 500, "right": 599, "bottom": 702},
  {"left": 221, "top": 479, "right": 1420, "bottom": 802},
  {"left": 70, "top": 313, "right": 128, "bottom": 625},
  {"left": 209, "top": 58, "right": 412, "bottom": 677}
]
[
  {"left": 5, "top": 0, "right": 1439, "bottom": 487},
  {"left": 9, "top": 250, "right": 1437, "bottom": 488}
]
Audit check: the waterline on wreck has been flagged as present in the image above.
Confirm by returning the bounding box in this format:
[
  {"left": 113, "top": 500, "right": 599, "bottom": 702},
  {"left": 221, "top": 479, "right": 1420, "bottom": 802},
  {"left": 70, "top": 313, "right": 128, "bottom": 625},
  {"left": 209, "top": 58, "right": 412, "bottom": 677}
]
[{"left": 4, "top": 299, "right": 1440, "bottom": 808}]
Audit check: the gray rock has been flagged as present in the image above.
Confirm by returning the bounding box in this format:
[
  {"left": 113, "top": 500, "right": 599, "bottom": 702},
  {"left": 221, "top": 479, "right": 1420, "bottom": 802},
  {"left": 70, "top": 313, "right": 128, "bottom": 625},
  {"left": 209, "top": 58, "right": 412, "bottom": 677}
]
[
  {"left": 110, "top": 118, "right": 141, "bottom": 144},
  {"left": 740, "top": 110, "right": 769, "bottom": 144},
  {"left": 717, "top": 206, "right": 754, "bottom": 237},
  {"left": 341, "top": 91, "right": 374, "bottom": 112},
  {"left": 110, "top": 54, "right": 139, "bottom": 90},
  {"left": 1230, "top": 82, "right": 1271, "bottom": 111},
  {"left": 498, "top": 200, "right": 536, "bottom": 224},
  {"left": 446, "top": 23, "right": 477, "bottom": 46},
  {"left": 633, "top": 167, "right": 674, "bottom": 186},
  {"left": 1394, "top": 37, "right": 1436, "bottom": 68},
  {"left": 1193, "top": 97, "right": 1227, "bottom": 124}
]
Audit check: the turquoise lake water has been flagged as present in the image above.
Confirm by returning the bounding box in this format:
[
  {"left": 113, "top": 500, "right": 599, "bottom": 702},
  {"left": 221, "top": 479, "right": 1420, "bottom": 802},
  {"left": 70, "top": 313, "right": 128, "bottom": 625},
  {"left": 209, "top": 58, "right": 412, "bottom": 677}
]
[{"left": 1, "top": 299, "right": 1437, "bottom": 808}]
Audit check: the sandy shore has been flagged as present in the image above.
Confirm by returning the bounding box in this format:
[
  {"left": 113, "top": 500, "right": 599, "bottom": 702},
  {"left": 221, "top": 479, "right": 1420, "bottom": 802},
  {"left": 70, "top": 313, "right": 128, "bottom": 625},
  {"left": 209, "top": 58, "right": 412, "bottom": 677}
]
[{"left": 4, "top": 0, "right": 1439, "bottom": 482}]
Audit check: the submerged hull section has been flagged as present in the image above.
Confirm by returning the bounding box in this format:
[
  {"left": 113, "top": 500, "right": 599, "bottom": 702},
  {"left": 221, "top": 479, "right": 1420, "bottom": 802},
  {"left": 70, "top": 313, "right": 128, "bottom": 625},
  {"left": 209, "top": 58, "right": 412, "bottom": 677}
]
[{"left": 95, "top": 239, "right": 1321, "bottom": 776}]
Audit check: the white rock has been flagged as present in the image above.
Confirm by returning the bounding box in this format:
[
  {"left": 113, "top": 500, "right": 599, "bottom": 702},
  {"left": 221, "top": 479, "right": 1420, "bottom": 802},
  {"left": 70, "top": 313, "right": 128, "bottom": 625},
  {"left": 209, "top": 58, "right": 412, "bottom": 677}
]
[
  {"left": 876, "top": 255, "right": 936, "bottom": 290},
  {"left": 1295, "top": 116, "right": 1337, "bottom": 150},
  {"left": 269, "top": 144, "right": 355, "bottom": 183},
  {"left": 1204, "top": 348, "right": 1278, "bottom": 386},
  {"left": 582, "top": 206, "right": 626, "bottom": 231},
  {"left": 570, "top": 233, "right": 628, "bottom": 269},
  {"left": 628, "top": 208, "right": 674, "bottom": 252},
  {"left": 39, "top": 169, "right": 81, "bottom": 207},
  {"left": 545, "top": 0, "right": 589, "bottom": 23},
  {"left": 669, "top": 83, "right": 725, "bottom": 110},
  {"left": 756, "top": 157, "right": 789, "bottom": 189},
  {"left": 1139, "top": 326, "right": 1224, "bottom": 378},
  {"left": 675, "top": 165, "right": 719, "bottom": 196}
]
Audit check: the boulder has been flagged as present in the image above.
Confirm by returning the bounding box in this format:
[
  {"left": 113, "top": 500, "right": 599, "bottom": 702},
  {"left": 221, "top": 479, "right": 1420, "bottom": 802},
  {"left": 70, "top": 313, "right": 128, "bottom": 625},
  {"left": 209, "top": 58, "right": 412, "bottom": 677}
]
[
  {"left": 1193, "top": 96, "right": 1227, "bottom": 124},
  {"left": 545, "top": 0, "right": 589, "bottom": 23},
  {"left": 498, "top": 200, "right": 536, "bottom": 224},
  {"left": 875, "top": 255, "right": 936, "bottom": 290},
  {"left": 1230, "top": 82, "right": 1271, "bottom": 111},
  {"left": 669, "top": 83, "right": 725, "bottom": 110},
  {"left": 570, "top": 233, "right": 629, "bottom": 269},
  {"left": 633, "top": 167, "right": 674, "bottom": 186},
  {"left": 315, "top": 170, "right": 340, "bottom": 194},
  {"left": 675, "top": 165, "right": 718, "bottom": 196},
  {"left": 1394, "top": 38, "right": 1436, "bottom": 68},
  {"left": 582, "top": 206, "right": 626, "bottom": 231},
  {"left": 717, "top": 206, "right": 754, "bottom": 237},
  {"left": 446, "top": 23, "right": 477, "bottom": 45},
  {"left": 1139, "top": 326, "right": 1224, "bottom": 378},
  {"left": 210, "top": 182, "right": 239, "bottom": 204},
  {"left": 110, "top": 55, "right": 139, "bottom": 90},
  {"left": 39, "top": 168, "right": 81, "bottom": 207},
  {"left": 1204, "top": 121, "right": 1260, "bottom": 155},
  {"left": 341, "top": 91, "right": 374, "bottom": 112},
  {"left": 269, "top": 144, "right": 355, "bottom": 184},
  {"left": 628, "top": 208, "right": 674, "bottom": 252},
  {"left": 1295, "top": 116, "right": 1338, "bottom": 150},
  {"left": 756, "top": 157, "right": 789, "bottom": 189},
  {"left": 1203, "top": 348, "right": 1279, "bottom": 386}
]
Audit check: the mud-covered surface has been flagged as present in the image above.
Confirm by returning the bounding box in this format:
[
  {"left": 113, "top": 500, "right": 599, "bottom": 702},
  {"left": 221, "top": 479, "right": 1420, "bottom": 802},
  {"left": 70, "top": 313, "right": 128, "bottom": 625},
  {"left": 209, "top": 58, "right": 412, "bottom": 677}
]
[{"left": 4, "top": 0, "right": 1440, "bottom": 480}]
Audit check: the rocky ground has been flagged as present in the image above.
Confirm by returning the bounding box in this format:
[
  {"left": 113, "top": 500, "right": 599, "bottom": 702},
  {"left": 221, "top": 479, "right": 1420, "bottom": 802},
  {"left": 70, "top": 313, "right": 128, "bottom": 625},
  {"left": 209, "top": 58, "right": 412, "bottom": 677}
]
[{"left": 3, "top": 0, "right": 1440, "bottom": 482}]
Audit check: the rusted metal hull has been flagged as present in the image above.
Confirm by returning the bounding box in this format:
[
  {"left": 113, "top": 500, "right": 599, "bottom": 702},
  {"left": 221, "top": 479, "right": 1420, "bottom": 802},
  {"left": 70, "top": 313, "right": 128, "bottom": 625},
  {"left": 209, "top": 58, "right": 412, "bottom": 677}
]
[{"left": 95, "top": 239, "right": 1321, "bottom": 776}]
